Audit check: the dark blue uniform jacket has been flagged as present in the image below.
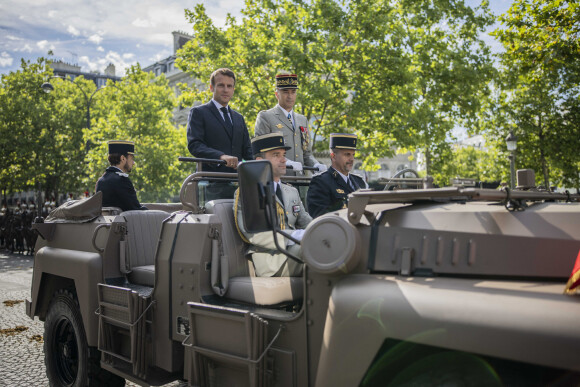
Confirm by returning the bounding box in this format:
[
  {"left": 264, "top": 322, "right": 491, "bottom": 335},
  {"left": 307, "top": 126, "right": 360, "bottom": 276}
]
[
  {"left": 307, "top": 166, "right": 366, "bottom": 218},
  {"left": 95, "top": 167, "right": 147, "bottom": 212}
]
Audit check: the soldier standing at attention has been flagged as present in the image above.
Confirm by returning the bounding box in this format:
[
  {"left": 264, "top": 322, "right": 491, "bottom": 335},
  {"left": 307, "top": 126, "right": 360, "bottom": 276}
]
[
  {"left": 307, "top": 133, "right": 368, "bottom": 218},
  {"left": 254, "top": 73, "right": 327, "bottom": 175},
  {"left": 234, "top": 133, "right": 312, "bottom": 277},
  {"left": 96, "top": 140, "right": 147, "bottom": 212}
]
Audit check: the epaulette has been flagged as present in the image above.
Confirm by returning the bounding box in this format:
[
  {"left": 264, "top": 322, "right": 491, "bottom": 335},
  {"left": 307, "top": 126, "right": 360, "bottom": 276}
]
[
  {"left": 350, "top": 173, "right": 364, "bottom": 180},
  {"left": 115, "top": 172, "right": 129, "bottom": 178}
]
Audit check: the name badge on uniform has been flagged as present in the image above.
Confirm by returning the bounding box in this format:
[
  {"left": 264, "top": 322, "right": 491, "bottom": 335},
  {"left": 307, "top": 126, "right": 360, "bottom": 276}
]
[
  {"left": 336, "top": 188, "right": 345, "bottom": 194},
  {"left": 276, "top": 123, "right": 283, "bottom": 128},
  {"left": 292, "top": 205, "right": 301, "bottom": 215}
]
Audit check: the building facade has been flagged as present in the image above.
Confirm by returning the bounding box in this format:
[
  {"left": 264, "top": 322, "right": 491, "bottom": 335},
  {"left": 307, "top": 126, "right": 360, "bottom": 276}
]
[{"left": 50, "top": 61, "right": 121, "bottom": 88}]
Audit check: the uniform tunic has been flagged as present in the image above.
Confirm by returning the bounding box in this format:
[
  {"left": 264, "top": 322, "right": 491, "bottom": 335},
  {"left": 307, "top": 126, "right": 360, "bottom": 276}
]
[
  {"left": 254, "top": 107, "right": 318, "bottom": 174},
  {"left": 307, "top": 167, "right": 367, "bottom": 218},
  {"left": 95, "top": 166, "right": 147, "bottom": 212}
]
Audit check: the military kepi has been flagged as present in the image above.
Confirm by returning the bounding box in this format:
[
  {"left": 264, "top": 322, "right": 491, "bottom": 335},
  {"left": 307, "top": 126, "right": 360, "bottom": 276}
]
[
  {"left": 108, "top": 140, "right": 135, "bottom": 155},
  {"left": 329, "top": 133, "right": 357, "bottom": 150},
  {"left": 276, "top": 74, "right": 298, "bottom": 89},
  {"left": 251, "top": 133, "right": 291, "bottom": 154}
]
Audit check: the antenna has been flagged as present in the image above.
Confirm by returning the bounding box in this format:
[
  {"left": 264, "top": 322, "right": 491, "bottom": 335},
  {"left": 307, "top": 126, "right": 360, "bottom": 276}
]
[{"left": 67, "top": 51, "right": 78, "bottom": 65}]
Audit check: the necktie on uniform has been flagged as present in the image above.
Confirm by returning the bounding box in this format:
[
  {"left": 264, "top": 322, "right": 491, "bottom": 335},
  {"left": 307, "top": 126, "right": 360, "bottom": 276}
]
[
  {"left": 287, "top": 113, "right": 294, "bottom": 131},
  {"left": 347, "top": 176, "right": 357, "bottom": 191},
  {"left": 276, "top": 183, "right": 284, "bottom": 203}
]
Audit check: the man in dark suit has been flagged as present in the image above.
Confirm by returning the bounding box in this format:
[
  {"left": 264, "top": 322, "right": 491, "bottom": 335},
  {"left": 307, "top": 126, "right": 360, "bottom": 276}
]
[
  {"left": 96, "top": 140, "right": 148, "bottom": 212},
  {"left": 186, "top": 68, "right": 253, "bottom": 173},
  {"left": 307, "top": 133, "right": 368, "bottom": 218}
]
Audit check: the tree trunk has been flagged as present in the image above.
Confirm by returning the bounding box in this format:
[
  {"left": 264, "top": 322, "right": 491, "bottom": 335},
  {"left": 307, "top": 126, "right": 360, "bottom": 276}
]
[{"left": 537, "top": 114, "right": 550, "bottom": 189}]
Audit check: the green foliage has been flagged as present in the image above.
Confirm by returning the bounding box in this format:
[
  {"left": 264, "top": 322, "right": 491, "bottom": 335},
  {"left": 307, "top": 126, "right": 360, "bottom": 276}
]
[
  {"left": 430, "top": 143, "right": 504, "bottom": 187},
  {"left": 85, "top": 65, "right": 188, "bottom": 202},
  {"left": 0, "top": 60, "right": 187, "bottom": 203},
  {"left": 176, "top": 0, "right": 496, "bottom": 175},
  {"left": 489, "top": 0, "right": 580, "bottom": 190}
]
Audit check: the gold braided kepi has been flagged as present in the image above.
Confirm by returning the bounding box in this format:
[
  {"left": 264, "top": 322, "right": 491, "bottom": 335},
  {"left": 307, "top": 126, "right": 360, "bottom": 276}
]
[{"left": 276, "top": 74, "right": 298, "bottom": 89}]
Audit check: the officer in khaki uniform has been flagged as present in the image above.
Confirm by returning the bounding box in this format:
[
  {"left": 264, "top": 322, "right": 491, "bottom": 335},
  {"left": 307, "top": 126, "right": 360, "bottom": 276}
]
[
  {"left": 307, "top": 133, "right": 368, "bottom": 218},
  {"left": 254, "top": 74, "right": 326, "bottom": 175},
  {"left": 234, "top": 133, "right": 312, "bottom": 277}
]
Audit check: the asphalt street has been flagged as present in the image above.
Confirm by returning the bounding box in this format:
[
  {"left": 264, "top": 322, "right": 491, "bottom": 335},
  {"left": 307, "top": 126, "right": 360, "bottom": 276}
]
[{"left": 0, "top": 249, "right": 179, "bottom": 387}]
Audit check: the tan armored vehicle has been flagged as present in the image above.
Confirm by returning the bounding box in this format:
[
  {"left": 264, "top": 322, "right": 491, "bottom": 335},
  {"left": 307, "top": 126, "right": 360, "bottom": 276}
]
[{"left": 27, "top": 162, "right": 580, "bottom": 386}]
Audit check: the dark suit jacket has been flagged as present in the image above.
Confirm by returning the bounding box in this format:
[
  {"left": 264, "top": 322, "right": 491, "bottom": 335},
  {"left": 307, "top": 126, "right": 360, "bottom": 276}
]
[
  {"left": 307, "top": 167, "right": 366, "bottom": 218},
  {"left": 186, "top": 100, "right": 253, "bottom": 173},
  {"left": 95, "top": 167, "right": 147, "bottom": 212}
]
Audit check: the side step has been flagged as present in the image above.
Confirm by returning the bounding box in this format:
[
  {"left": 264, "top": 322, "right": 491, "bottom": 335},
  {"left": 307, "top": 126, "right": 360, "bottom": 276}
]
[
  {"left": 96, "top": 283, "right": 153, "bottom": 379},
  {"left": 185, "top": 302, "right": 279, "bottom": 387}
]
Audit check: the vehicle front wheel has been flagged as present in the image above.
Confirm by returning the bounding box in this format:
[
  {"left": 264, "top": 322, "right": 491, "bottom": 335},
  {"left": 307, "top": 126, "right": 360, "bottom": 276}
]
[{"left": 44, "top": 289, "right": 124, "bottom": 387}]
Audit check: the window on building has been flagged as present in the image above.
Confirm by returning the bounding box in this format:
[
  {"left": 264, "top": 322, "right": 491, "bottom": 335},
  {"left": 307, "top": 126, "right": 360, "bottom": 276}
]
[{"left": 168, "top": 62, "right": 174, "bottom": 72}]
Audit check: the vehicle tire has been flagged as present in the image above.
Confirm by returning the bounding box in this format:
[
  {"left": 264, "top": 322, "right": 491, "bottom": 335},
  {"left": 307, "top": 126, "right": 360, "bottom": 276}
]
[{"left": 44, "top": 289, "right": 125, "bottom": 387}]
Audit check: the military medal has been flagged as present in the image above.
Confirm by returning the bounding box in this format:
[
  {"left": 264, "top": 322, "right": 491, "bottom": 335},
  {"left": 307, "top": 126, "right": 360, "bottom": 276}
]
[{"left": 292, "top": 205, "right": 301, "bottom": 216}]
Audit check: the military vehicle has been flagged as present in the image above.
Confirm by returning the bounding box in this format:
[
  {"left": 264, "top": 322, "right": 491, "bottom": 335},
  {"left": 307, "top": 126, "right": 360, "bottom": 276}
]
[{"left": 27, "top": 162, "right": 580, "bottom": 386}]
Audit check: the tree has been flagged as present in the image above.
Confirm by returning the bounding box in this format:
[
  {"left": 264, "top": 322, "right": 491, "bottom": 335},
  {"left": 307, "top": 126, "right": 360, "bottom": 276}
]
[
  {"left": 176, "top": 0, "right": 495, "bottom": 178},
  {"left": 0, "top": 58, "right": 86, "bottom": 204},
  {"left": 491, "top": 0, "right": 580, "bottom": 190},
  {"left": 1, "top": 60, "right": 189, "bottom": 205},
  {"left": 85, "top": 65, "right": 188, "bottom": 202}
]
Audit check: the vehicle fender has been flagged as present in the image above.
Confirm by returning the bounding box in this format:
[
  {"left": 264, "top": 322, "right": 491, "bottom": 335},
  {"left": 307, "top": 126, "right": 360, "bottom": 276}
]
[
  {"left": 315, "top": 274, "right": 580, "bottom": 386},
  {"left": 29, "top": 246, "right": 103, "bottom": 346}
]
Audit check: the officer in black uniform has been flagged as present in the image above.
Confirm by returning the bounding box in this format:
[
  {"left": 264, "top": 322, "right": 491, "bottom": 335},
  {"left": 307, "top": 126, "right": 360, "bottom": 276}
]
[
  {"left": 307, "top": 133, "right": 367, "bottom": 218},
  {"left": 95, "top": 140, "right": 147, "bottom": 212}
]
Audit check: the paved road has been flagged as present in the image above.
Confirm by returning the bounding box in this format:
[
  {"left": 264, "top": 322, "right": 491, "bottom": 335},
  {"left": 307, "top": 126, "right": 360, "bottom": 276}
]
[
  {"left": 0, "top": 249, "right": 47, "bottom": 387},
  {"left": 0, "top": 249, "right": 180, "bottom": 387}
]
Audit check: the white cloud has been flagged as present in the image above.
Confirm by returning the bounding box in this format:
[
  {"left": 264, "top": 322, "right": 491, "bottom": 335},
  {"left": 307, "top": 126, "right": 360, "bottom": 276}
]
[
  {"left": 6, "top": 35, "right": 22, "bottom": 41},
  {"left": 122, "top": 53, "right": 134, "bottom": 59},
  {"left": 15, "top": 44, "right": 33, "bottom": 53},
  {"left": 132, "top": 18, "right": 156, "bottom": 28},
  {"left": 67, "top": 25, "right": 80, "bottom": 36},
  {"left": 37, "top": 40, "right": 49, "bottom": 50},
  {"left": 97, "top": 46, "right": 104, "bottom": 52},
  {"left": 0, "top": 52, "right": 14, "bottom": 67},
  {"left": 88, "top": 34, "right": 103, "bottom": 45},
  {"left": 47, "top": 10, "right": 57, "bottom": 18}
]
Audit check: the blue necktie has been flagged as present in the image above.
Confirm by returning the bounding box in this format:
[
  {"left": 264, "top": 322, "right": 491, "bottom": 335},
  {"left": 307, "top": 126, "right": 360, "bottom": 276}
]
[{"left": 287, "top": 113, "right": 294, "bottom": 131}]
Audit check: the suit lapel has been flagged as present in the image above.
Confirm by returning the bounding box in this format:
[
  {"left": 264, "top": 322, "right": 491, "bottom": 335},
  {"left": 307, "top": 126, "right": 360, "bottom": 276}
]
[{"left": 208, "top": 101, "right": 233, "bottom": 141}]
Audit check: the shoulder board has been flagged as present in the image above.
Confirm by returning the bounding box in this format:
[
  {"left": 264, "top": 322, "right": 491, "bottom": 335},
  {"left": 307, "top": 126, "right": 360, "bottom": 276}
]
[
  {"left": 351, "top": 173, "right": 364, "bottom": 180},
  {"left": 115, "top": 172, "right": 129, "bottom": 178}
]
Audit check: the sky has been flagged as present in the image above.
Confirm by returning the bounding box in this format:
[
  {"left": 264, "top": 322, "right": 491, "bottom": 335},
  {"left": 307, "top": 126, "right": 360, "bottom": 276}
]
[{"left": 0, "top": 0, "right": 513, "bottom": 78}]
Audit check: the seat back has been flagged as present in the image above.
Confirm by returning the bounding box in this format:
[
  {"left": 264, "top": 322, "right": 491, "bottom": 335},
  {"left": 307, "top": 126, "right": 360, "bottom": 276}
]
[
  {"left": 205, "top": 200, "right": 251, "bottom": 280},
  {"left": 121, "top": 210, "right": 169, "bottom": 271},
  {"left": 205, "top": 199, "right": 303, "bottom": 306}
]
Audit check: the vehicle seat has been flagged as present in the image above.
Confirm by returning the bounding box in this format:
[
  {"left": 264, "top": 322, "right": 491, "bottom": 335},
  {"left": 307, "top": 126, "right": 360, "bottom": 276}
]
[
  {"left": 205, "top": 199, "right": 303, "bottom": 306},
  {"left": 120, "top": 210, "right": 169, "bottom": 286}
]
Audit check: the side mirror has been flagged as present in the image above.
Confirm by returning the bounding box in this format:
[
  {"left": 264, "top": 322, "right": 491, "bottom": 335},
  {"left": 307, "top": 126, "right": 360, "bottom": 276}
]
[{"left": 238, "top": 160, "right": 277, "bottom": 233}]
